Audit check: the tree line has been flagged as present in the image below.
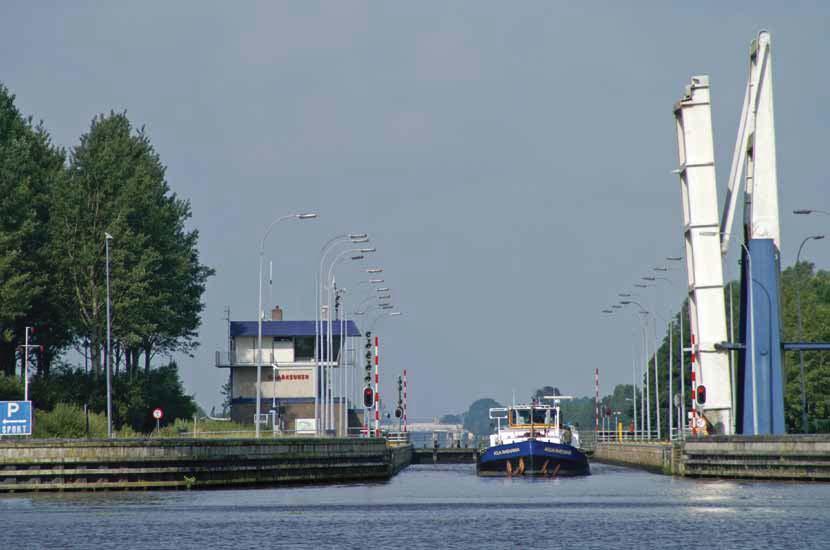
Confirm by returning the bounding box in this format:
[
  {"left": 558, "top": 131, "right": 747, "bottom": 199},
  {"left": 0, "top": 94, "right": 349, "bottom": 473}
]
[
  {"left": 642, "top": 266, "right": 830, "bottom": 434},
  {"left": 0, "top": 83, "right": 212, "bottom": 429}
]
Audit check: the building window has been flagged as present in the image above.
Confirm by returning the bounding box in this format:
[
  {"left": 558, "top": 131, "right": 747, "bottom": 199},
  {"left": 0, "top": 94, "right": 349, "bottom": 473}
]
[{"left": 295, "top": 336, "right": 314, "bottom": 361}]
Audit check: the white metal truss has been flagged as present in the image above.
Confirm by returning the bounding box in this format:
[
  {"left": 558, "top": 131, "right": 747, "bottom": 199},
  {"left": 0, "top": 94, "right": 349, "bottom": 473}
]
[
  {"left": 673, "top": 75, "right": 733, "bottom": 434},
  {"left": 720, "top": 31, "right": 780, "bottom": 251}
]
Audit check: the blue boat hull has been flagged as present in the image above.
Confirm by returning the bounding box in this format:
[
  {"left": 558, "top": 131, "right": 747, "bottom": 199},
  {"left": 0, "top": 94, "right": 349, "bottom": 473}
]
[{"left": 477, "top": 439, "right": 590, "bottom": 477}]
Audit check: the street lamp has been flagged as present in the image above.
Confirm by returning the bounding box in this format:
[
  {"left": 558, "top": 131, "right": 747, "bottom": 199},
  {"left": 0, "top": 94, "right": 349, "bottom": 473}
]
[
  {"left": 317, "top": 233, "right": 370, "bottom": 434},
  {"left": 323, "top": 251, "right": 372, "bottom": 434},
  {"left": 666, "top": 256, "right": 685, "bottom": 437},
  {"left": 643, "top": 271, "right": 685, "bottom": 440},
  {"left": 601, "top": 309, "right": 639, "bottom": 440},
  {"left": 621, "top": 300, "right": 651, "bottom": 439},
  {"left": 256, "top": 212, "right": 317, "bottom": 438},
  {"left": 794, "top": 209, "right": 830, "bottom": 216},
  {"left": 795, "top": 234, "right": 825, "bottom": 433},
  {"left": 105, "top": 232, "right": 113, "bottom": 438}
]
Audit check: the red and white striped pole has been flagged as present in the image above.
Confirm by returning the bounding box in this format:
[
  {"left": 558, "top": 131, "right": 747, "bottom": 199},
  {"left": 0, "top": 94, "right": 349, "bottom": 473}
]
[
  {"left": 374, "top": 335, "right": 380, "bottom": 437},
  {"left": 595, "top": 368, "right": 600, "bottom": 434},
  {"left": 403, "top": 369, "right": 408, "bottom": 433}
]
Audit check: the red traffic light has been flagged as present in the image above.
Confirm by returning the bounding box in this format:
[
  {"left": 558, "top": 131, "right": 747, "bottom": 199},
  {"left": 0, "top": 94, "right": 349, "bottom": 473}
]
[
  {"left": 363, "top": 387, "right": 374, "bottom": 408},
  {"left": 696, "top": 385, "right": 706, "bottom": 405}
]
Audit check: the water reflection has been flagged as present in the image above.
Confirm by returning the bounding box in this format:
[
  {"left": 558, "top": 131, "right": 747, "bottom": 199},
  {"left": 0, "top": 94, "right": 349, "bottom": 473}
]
[{"left": 1, "top": 463, "right": 829, "bottom": 549}]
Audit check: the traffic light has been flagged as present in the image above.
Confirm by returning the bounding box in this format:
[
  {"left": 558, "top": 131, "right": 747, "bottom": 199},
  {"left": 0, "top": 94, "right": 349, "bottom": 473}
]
[
  {"left": 395, "top": 407, "right": 402, "bottom": 418},
  {"left": 696, "top": 385, "right": 706, "bottom": 405},
  {"left": 363, "top": 386, "right": 374, "bottom": 408},
  {"left": 364, "top": 332, "right": 373, "bottom": 384}
]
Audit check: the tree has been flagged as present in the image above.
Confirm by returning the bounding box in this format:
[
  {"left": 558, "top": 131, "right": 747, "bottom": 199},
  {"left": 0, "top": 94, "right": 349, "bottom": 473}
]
[
  {"left": 49, "top": 112, "right": 213, "bottom": 376},
  {"left": 463, "top": 398, "right": 503, "bottom": 436},
  {"left": 0, "top": 83, "right": 70, "bottom": 377}
]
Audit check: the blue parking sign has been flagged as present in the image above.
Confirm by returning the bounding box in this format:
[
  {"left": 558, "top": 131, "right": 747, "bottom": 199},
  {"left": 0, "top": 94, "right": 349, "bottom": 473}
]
[{"left": 1, "top": 401, "right": 32, "bottom": 436}]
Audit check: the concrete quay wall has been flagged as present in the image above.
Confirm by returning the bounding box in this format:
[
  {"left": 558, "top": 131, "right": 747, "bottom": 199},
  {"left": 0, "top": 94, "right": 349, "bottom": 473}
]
[
  {"left": 593, "top": 435, "right": 830, "bottom": 480},
  {"left": 0, "top": 438, "right": 411, "bottom": 492},
  {"left": 388, "top": 444, "right": 413, "bottom": 475},
  {"left": 682, "top": 435, "right": 830, "bottom": 480},
  {"left": 592, "top": 442, "right": 674, "bottom": 474}
]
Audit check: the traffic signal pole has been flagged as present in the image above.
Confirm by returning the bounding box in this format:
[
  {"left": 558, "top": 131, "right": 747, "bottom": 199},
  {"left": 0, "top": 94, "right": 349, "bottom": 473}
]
[{"left": 374, "top": 335, "right": 380, "bottom": 437}]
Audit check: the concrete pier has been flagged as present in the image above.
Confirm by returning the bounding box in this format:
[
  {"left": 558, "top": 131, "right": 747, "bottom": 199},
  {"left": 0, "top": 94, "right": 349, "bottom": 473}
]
[
  {"left": 411, "top": 448, "right": 478, "bottom": 464},
  {"left": 0, "top": 437, "right": 412, "bottom": 492},
  {"left": 593, "top": 435, "right": 830, "bottom": 480}
]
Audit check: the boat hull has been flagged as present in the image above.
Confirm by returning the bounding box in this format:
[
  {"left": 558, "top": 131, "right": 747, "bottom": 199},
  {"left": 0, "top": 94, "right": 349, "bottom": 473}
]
[{"left": 477, "top": 439, "right": 590, "bottom": 477}]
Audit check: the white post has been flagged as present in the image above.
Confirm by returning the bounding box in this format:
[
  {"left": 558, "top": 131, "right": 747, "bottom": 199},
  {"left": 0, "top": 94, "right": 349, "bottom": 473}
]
[
  {"left": 256, "top": 250, "right": 264, "bottom": 438},
  {"left": 256, "top": 213, "right": 317, "bottom": 438},
  {"left": 342, "top": 306, "right": 348, "bottom": 436},
  {"left": 374, "top": 335, "right": 380, "bottom": 437},
  {"left": 654, "top": 317, "right": 661, "bottom": 439},
  {"left": 24, "top": 327, "right": 30, "bottom": 402},
  {"left": 105, "top": 232, "right": 113, "bottom": 439},
  {"left": 668, "top": 318, "right": 673, "bottom": 440},
  {"left": 645, "top": 319, "right": 651, "bottom": 439}
]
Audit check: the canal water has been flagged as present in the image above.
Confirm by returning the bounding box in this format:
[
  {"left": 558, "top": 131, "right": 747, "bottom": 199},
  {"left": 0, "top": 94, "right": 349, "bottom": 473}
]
[{"left": 2, "top": 463, "right": 829, "bottom": 549}]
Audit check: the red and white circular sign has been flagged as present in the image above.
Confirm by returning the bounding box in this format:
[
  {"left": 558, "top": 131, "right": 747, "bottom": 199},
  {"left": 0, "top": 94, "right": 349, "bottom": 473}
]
[{"left": 152, "top": 407, "right": 164, "bottom": 420}]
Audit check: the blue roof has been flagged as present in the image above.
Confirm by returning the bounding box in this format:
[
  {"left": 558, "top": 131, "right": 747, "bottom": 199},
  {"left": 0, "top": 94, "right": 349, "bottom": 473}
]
[{"left": 230, "top": 320, "right": 361, "bottom": 338}]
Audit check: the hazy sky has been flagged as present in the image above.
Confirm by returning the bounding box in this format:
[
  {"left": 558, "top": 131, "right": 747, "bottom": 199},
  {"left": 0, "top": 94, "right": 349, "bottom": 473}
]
[{"left": 3, "top": 2, "right": 829, "bottom": 418}]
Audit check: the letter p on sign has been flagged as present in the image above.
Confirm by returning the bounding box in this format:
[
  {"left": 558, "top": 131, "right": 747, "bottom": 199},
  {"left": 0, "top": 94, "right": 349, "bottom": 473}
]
[{"left": 8, "top": 402, "right": 19, "bottom": 417}]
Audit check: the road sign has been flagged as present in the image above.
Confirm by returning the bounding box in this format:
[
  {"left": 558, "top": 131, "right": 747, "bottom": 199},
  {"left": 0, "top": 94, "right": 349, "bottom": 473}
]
[
  {"left": 152, "top": 407, "right": 163, "bottom": 420},
  {"left": 1, "top": 401, "right": 32, "bottom": 436}
]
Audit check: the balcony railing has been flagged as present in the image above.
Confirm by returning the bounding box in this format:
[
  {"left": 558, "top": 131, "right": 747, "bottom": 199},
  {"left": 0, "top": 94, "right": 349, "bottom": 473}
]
[{"left": 215, "top": 350, "right": 319, "bottom": 367}]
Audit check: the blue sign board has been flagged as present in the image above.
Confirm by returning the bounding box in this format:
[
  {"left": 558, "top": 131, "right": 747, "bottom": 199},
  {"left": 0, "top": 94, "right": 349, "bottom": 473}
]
[{"left": 1, "top": 401, "right": 32, "bottom": 436}]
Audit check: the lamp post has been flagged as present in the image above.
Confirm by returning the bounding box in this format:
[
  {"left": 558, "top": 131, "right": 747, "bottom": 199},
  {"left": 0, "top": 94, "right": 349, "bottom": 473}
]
[
  {"left": 665, "top": 256, "right": 685, "bottom": 438},
  {"left": 323, "top": 249, "right": 374, "bottom": 433},
  {"left": 105, "top": 232, "right": 113, "bottom": 438},
  {"left": 256, "top": 212, "right": 317, "bottom": 438},
  {"left": 621, "top": 300, "right": 650, "bottom": 439},
  {"left": 602, "top": 308, "right": 640, "bottom": 440},
  {"left": 643, "top": 273, "right": 682, "bottom": 440},
  {"left": 316, "top": 234, "right": 368, "bottom": 434},
  {"left": 640, "top": 277, "right": 669, "bottom": 440},
  {"left": 795, "top": 234, "right": 825, "bottom": 433}
]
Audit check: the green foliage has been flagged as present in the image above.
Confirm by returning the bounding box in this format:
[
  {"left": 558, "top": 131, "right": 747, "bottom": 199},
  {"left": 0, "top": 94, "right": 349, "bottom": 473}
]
[
  {"left": 33, "top": 403, "right": 108, "bottom": 438},
  {"left": 0, "top": 83, "right": 70, "bottom": 376},
  {"left": 529, "top": 384, "right": 635, "bottom": 430},
  {"left": 0, "top": 83, "right": 214, "bottom": 434},
  {"left": 49, "top": 111, "right": 214, "bottom": 375},
  {"left": 220, "top": 373, "right": 232, "bottom": 416},
  {"left": 463, "top": 398, "right": 503, "bottom": 436},
  {"left": 113, "top": 362, "right": 198, "bottom": 432},
  {"left": 781, "top": 263, "right": 830, "bottom": 433},
  {"left": 17, "top": 362, "right": 196, "bottom": 435},
  {"left": 0, "top": 373, "right": 23, "bottom": 400},
  {"left": 641, "top": 265, "right": 830, "bottom": 435}
]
